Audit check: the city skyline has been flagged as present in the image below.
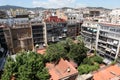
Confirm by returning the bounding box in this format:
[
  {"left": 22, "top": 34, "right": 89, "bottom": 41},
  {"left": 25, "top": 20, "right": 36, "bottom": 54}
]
[{"left": 0, "top": 0, "right": 120, "bottom": 9}]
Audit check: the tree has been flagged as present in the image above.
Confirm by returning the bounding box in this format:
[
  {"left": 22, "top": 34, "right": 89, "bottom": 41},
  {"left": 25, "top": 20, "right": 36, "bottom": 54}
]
[
  {"left": 45, "top": 38, "right": 87, "bottom": 65},
  {"left": 45, "top": 43, "right": 67, "bottom": 62},
  {"left": 67, "top": 41, "right": 87, "bottom": 65},
  {"left": 1, "top": 51, "right": 49, "bottom": 80},
  {"left": 91, "top": 55, "right": 103, "bottom": 64},
  {"left": 76, "top": 35, "right": 84, "bottom": 43},
  {"left": 78, "top": 63, "right": 99, "bottom": 74},
  {"left": 78, "top": 55, "right": 103, "bottom": 74}
]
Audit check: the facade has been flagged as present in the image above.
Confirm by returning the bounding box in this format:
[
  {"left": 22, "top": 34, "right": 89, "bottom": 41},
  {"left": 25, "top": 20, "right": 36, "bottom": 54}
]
[
  {"left": 96, "top": 23, "right": 120, "bottom": 63},
  {"left": 31, "top": 21, "right": 47, "bottom": 49},
  {"left": 45, "top": 16, "right": 67, "bottom": 43},
  {"left": 81, "top": 21, "right": 97, "bottom": 50},
  {"left": 0, "top": 25, "right": 9, "bottom": 71},
  {"left": 67, "top": 23, "right": 82, "bottom": 39},
  {"left": 66, "top": 12, "right": 83, "bottom": 24},
  {"left": 46, "top": 22, "right": 67, "bottom": 43},
  {"left": 81, "top": 21, "right": 120, "bottom": 63},
  {"left": 83, "top": 8, "right": 100, "bottom": 18},
  {"left": 3, "top": 17, "right": 33, "bottom": 54}
]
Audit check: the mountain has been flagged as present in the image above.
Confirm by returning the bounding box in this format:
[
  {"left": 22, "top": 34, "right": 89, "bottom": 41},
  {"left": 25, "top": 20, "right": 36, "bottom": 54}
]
[
  {"left": 86, "top": 7, "right": 111, "bottom": 10},
  {"left": 0, "top": 5, "right": 111, "bottom": 11},
  {"left": 0, "top": 5, "right": 46, "bottom": 10},
  {"left": 0, "top": 5, "right": 25, "bottom": 10}
]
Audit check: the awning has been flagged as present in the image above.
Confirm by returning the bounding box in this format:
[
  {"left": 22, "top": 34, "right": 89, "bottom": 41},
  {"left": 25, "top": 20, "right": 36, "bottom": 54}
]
[{"left": 103, "top": 58, "right": 112, "bottom": 65}]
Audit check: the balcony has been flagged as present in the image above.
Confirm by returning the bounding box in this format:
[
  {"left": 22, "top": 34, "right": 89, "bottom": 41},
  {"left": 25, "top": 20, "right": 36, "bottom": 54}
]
[
  {"left": 82, "top": 30, "right": 92, "bottom": 35},
  {"left": 33, "top": 32, "right": 43, "bottom": 35},
  {"left": 18, "top": 37, "right": 32, "bottom": 41},
  {"left": 98, "top": 40, "right": 107, "bottom": 44},
  {"left": 104, "top": 53, "right": 115, "bottom": 60},
  {"left": 98, "top": 44, "right": 107, "bottom": 49}
]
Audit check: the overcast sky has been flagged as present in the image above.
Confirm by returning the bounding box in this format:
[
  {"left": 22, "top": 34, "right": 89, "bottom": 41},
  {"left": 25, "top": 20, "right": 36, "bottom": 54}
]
[{"left": 0, "top": 0, "right": 120, "bottom": 9}]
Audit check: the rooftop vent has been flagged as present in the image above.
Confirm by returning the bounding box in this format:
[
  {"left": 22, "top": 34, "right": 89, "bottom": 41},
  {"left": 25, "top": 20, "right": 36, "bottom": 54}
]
[{"left": 67, "top": 67, "right": 71, "bottom": 72}]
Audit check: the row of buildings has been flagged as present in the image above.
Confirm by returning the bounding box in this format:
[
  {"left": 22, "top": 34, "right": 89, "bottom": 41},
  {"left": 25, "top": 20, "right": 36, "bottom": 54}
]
[{"left": 0, "top": 15, "right": 82, "bottom": 54}]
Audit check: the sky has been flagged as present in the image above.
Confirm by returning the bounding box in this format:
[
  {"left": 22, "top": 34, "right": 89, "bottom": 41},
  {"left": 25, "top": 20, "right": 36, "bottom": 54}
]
[{"left": 0, "top": 0, "right": 120, "bottom": 9}]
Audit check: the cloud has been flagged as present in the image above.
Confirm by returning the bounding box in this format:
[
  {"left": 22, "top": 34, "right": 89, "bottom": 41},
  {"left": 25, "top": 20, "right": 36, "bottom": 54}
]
[{"left": 32, "top": 0, "right": 86, "bottom": 8}]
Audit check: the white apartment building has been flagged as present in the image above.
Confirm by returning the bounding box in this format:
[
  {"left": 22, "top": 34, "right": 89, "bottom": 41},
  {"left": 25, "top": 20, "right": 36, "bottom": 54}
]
[
  {"left": 96, "top": 23, "right": 120, "bottom": 64},
  {"left": 81, "top": 21, "right": 98, "bottom": 50},
  {"left": 81, "top": 21, "right": 120, "bottom": 64}
]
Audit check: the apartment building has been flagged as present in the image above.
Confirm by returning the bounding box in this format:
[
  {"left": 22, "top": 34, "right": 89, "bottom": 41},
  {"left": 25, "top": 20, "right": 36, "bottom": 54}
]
[
  {"left": 83, "top": 8, "right": 100, "bottom": 18},
  {"left": 81, "top": 21, "right": 120, "bottom": 63},
  {"left": 81, "top": 21, "right": 97, "bottom": 50},
  {"left": 3, "top": 17, "right": 33, "bottom": 54},
  {"left": 66, "top": 12, "right": 83, "bottom": 24},
  {"left": 31, "top": 20, "right": 47, "bottom": 49},
  {"left": 45, "top": 16, "right": 67, "bottom": 44},
  {"left": 96, "top": 23, "right": 120, "bottom": 63},
  {"left": 67, "top": 22, "right": 82, "bottom": 39}
]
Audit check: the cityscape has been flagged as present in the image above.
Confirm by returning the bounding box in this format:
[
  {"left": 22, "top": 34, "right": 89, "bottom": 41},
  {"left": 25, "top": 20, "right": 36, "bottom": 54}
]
[{"left": 1, "top": 0, "right": 120, "bottom": 80}]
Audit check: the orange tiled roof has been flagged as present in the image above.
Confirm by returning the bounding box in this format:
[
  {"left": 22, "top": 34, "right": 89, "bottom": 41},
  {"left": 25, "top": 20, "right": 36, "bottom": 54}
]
[
  {"left": 37, "top": 48, "right": 46, "bottom": 55},
  {"left": 46, "top": 58, "right": 78, "bottom": 80},
  {"left": 93, "top": 64, "right": 120, "bottom": 80}
]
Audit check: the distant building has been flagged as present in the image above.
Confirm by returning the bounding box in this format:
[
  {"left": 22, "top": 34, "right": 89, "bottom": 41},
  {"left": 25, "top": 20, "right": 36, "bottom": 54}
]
[
  {"left": 46, "top": 58, "right": 78, "bottom": 80},
  {"left": 56, "top": 9, "right": 68, "bottom": 21},
  {"left": 109, "top": 9, "right": 120, "bottom": 24}
]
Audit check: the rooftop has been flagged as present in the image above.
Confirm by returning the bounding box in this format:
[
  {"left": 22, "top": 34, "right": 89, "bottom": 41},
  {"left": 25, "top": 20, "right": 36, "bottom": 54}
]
[
  {"left": 93, "top": 64, "right": 120, "bottom": 80},
  {"left": 37, "top": 48, "right": 46, "bottom": 55},
  {"left": 46, "top": 58, "right": 78, "bottom": 80}
]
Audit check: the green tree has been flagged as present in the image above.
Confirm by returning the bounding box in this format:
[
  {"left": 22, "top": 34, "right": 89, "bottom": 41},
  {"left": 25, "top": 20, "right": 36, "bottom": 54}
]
[
  {"left": 67, "top": 42, "right": 87, "bottom": 65},
  {"left": 45, "top": 38, "right": 87, "bottom": 65},
  {"left": 78, "top": 63, "right": 99, "bottom": 74},
  {"left": 1, "top": 51, "right": 49, "bottom": 80},
  {"left": 45, "top": 43, "right": 67, "bottom": 62},
  {"left": 91, "top": 55, "right": 103, "bottom": 64},
  {"left": 76, "top": 35, "right": 84, "bottom": 43}
]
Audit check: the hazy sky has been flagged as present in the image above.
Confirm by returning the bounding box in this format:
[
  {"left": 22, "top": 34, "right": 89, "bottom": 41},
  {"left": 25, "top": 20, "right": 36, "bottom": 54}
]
[{"left": 0, "top": 0, "right": 120, "bottom": 9}]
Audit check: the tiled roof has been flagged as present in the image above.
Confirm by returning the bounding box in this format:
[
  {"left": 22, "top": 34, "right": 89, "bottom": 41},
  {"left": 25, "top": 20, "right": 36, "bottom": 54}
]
[
  {"left": 93, "top": 64, "right": 120, "bottom": 80},
  {"left": 37, "top": 48, "right": 46, "bottom": 55},
  {"left": 46, "top": 58, "right": 78, "bottom": 80}
]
